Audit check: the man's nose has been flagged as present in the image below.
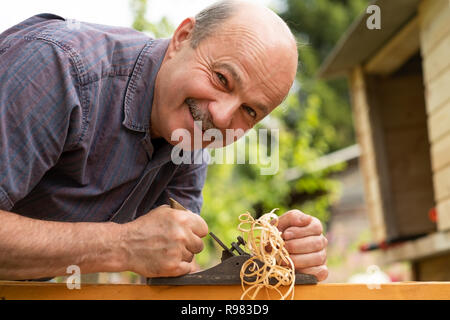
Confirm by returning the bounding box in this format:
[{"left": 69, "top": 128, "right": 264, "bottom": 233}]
[{"left": 208, "top": 97, "right": 241, "bottom": 129}]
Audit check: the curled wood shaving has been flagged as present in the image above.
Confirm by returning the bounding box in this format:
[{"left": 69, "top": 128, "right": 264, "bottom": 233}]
[{"left": 238, "top": 210, "right": 295, "bottom": 300}]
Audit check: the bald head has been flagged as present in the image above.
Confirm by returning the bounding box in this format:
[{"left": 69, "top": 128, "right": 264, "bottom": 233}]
[
  {"left": 151, "top": 0, "right": 299, "bottom": 147},
  {"left": 191, "top": 0, "right": 297, "bottom": 54},
  {"left": 190, "top": 0, "right": 298, "bottom": 98}
]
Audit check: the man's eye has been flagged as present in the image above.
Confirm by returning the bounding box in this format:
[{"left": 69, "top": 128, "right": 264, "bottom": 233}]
[
  {"left": 216, "top": 72, "right": 228, "bottom": 86},
  {"left": 243, "top": 105, "right": 257, "bottom": 119}
]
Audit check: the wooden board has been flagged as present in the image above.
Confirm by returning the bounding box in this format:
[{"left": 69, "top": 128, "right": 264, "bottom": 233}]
[
  {"left": 437, "top": 197, "right": 450, "bottom": 231},
  {"left": 419, "top": 0, "right": 450, "bottom": 115},
  {"left": 319, "top": 0, "right": 421, "bottom": 79},
  {"left": 419, "top": 0, "right": 450, "bottom": 56},
  {"left": 422, "top": 32, "right": 450, "bottom": 84},
  {"left": 378, "top": 230, "right": 450, "bottom": 264},
  {"left": 431, "top": 131, "right": 450, "bottom": 172},
  {"left": 434, "top": 165, "right": 450, "bottom": 202},
  {"left": 0, "top": 281, "right": 449, "bottom": 300},
  {"left": 419, "top": 0, "right": 450, "bottom": 233},
  {"left": 425, "top": 70, "right": 450, "bottom": 115},
  {"left": 428, "top": 100, "right": 450, "bottom": 143},
  {"left": 365, "top": 17, "right": 420, "bottom": 76}
]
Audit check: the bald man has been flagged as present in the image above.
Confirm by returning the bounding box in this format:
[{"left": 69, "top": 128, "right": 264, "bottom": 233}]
[{"left": 0, "top": 1, "right": 328, "bottom": 281}]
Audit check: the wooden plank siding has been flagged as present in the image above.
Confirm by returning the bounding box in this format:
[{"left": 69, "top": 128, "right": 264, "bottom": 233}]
[
  {"left": 428, "top": 99, "right": 450, "bottom": 142},
  {"left": 419, "top": 0, "right": 450, "bottom": 231},
  {"left": 433, "top": 166, "right": 450, "bottom": 202},
  {"left": 437, "top": 197, "right": 450, "bottom": 231},
  {"left": 431, "top": 132, "right": 450, "bottom": 172},
  {"left": 419, "top": 0, "right": 450, "bottom": 57}
]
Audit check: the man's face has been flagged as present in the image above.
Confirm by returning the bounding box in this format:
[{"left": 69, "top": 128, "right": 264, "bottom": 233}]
[{"left": 151, "top": 15, "right": 297, "bottom": 149}]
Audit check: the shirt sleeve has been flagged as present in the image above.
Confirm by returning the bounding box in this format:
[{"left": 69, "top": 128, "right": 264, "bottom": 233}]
[
  {"left": 153, "top": 150, "right": 209, "bottom": 214},
  {"left": 0, "top": 37, "right": 82, "bottom": 211}
]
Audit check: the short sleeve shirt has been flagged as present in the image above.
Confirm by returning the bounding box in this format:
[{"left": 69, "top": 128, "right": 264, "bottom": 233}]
[{"left": 0, "top": 14, "right": 208, "bottom": 223}]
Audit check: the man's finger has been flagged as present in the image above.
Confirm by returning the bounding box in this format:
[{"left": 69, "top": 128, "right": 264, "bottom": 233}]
[
  {"left": 181, "top": 247, "right": 195, "bottom": 263},
  {"left": 296, "top": 265, "right": 329, "bottom": 282},
  {"left": 282, "top": 217, "right": 323, "bottom": 240},
  {"left": 185, "top": 211, "right": 209, "bottom": 238},
  {"left": 284, "top": 235, "right": 327, "bottom": 254},
  {"left": 289, "top": 249, "right": 327, "bottom": 269},
  {"left": 185, "top": 232, "right": 205, "bottom": 254},
  {"left": 188, "top": 259, "right": 201, "bottom": 273},
  {"left": 277, "top": 209, "right": 312, "bottom": 232},
  {"left": 171, "top": 261, "right": 193, "bottom": 277}
]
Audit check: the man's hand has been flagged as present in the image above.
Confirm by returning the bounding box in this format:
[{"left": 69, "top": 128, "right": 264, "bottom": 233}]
[
  {"left": 277, "top": 210, "right": 328, "bottom": 281},
  {"left": 120, "top": 205, "right": 208, "bottom": 278}
]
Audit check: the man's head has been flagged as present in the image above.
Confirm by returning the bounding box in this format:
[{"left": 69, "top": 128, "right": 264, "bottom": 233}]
[{"left": 151, "top": 0, "right": 298, "bottom": 149}]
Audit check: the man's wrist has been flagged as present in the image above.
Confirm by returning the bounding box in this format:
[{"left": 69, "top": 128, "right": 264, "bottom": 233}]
[
  {"left": 75, "top": 221, "right": 129, "bottom": 274},
  {"left": 101, "top": 222, "right": 130, "bottom": 273}
]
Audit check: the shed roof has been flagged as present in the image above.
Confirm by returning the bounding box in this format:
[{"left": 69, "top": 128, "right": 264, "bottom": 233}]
[{"left": 318, "top": 0, "right": 420, "bottom": 79}]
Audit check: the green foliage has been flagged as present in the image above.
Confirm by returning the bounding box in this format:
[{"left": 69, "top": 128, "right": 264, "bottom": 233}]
[
  {"left": 130, "top": 0, "right": 366, "bottom": 268},
  {"left": 280, "top": 0, "right": 368, "bottom": 152},
  {"left": 130, "top": 0, "right": 174, "bottom": 37}
]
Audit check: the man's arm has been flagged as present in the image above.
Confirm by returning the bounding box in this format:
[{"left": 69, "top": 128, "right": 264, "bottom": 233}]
[
  {"left": 0, "top": 205, "right": 208, "bottom": 280},
  {"left": 0, "top": 209, "right": 124, "bottom": 280}
]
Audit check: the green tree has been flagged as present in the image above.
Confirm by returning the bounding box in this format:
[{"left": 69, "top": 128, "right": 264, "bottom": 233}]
[{"left": 279, "top": 0, "right": 368, "bottom": 152}]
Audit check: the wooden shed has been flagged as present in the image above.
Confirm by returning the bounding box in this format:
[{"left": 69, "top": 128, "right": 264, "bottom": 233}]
[{"left": 319, "top": 0, "right": 450, "bottom": 280}]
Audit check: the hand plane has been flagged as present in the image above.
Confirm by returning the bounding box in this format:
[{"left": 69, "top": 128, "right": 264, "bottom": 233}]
[{"left": 147, "top": 198, "right": 317, "bottom": 286}]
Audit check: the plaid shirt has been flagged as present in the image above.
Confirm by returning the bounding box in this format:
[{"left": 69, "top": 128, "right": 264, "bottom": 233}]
[{"left": 0, "top": 14, "right": 208, "bottom": 223}]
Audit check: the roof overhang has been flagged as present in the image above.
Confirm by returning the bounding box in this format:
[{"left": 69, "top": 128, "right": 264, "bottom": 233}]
[{"left": 318, "top": 0, "right": 421, "bottom": 79}]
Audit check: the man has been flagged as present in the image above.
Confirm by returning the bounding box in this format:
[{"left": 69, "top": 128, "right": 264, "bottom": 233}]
[{"left": 0, "top": 1, "right": 328, "bottom": 281}]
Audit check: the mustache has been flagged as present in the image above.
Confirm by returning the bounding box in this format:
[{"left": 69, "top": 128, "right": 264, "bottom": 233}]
[{"left": 186, "top": 98, "right": 216, "bottom": 131}]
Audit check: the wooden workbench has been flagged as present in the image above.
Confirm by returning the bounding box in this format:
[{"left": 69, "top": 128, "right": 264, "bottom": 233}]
[{"left": 0, "top": 281, "right": 449, "bottom": 299}]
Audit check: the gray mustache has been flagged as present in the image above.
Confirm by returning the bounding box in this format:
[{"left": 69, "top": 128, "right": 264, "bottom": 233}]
[{"left": 186, "top": 98, "right": 216, "bottom": 131}]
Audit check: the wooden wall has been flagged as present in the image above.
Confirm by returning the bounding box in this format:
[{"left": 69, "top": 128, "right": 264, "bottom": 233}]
[
  {"left": 369, "top": 68, "right": 435, "bottom": 237},
  {"left": 419, "top": 0, "right": 450, "bottom": 231},
  {"left": 349, "top": 68, "right": 388, "bottom": 242},
  {"left": 350, "top": 61, "right": 436, "bottom": 242}
]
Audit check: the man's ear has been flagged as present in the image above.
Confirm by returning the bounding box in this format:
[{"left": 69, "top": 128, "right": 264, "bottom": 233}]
[{"left": 170, "top": 17, "right": 195, "bottom": 53}]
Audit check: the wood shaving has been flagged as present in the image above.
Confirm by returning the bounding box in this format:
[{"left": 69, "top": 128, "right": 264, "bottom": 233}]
[{"left": 238, "top": 209, "right": 295, "bottom": 300}]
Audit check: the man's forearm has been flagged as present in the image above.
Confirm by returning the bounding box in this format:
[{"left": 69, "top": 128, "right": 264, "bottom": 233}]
[{"left": 0, "top": 210, "right": 126, "bottom": 280}]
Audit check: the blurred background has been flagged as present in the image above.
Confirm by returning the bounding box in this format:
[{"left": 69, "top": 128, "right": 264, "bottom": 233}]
[{"left": 3, "top": 0, "right": 448, "bottom": 285}]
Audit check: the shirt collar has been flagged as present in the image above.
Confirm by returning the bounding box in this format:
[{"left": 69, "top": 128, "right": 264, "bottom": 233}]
[{"left": 122, "top": 38, "right": 170, "bottom": 133}]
